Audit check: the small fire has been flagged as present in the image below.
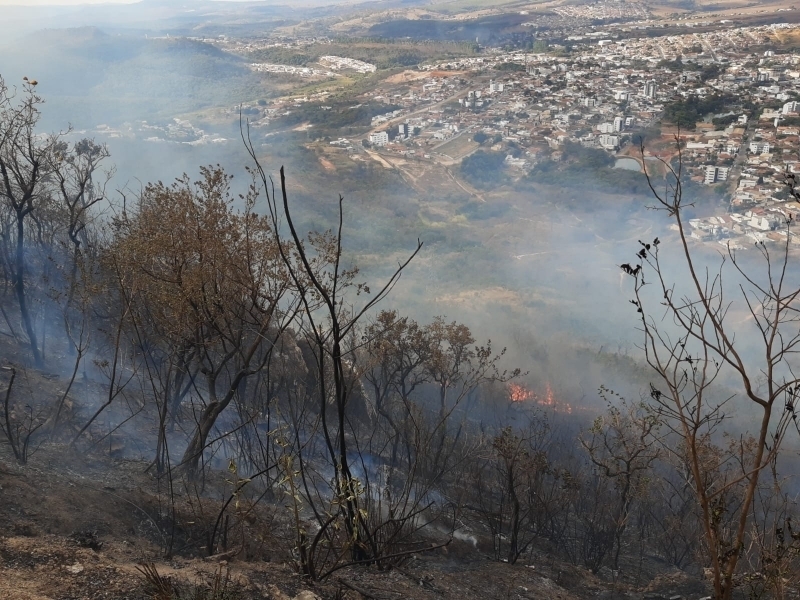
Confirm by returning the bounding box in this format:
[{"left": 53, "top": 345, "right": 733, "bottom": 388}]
[
  {"left": 540, "top": 383, "right": 556, "bottom": 407},
  {"left": 507, "top": 382, "right": 574, "bottom": 414},
  {"left": 508, "top": 383, "right": 534, "bottom": 402}
]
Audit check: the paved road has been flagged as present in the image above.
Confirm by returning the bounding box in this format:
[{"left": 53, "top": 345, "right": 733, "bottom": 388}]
[{"left": 727, "top": 121, "right": 752, "bottom": 202}]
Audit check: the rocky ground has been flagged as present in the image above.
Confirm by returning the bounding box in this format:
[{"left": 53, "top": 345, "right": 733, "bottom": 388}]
[
  {"left": 0, "top": 339, "right": 711, "bottom": 600},
  {"left": 0, "top": 442, "right": 711, "bottom": 600}
]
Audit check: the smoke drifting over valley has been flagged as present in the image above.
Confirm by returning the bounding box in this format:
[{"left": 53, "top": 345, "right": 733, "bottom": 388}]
[
  {"left": 2, "top": 1, "right": 800, "bottom": 599},
  {"left": 0, "top": 10, "right": 664, "bottom": 407}
]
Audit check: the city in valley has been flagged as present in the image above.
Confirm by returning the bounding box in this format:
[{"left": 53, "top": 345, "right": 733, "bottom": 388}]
[
  {"left": 229, "top": 17, "right": 800, "bottom": 251},
  {"left": 5, "top": 1, "right": 800, "bottom": 600},
  {"left": 75, "top": 0, "right": 800, "bottom": 254}
]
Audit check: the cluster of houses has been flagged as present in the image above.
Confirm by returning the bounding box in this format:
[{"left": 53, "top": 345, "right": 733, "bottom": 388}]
[
  {"left": 216, "top": 18, "right": 800, "bottom": 250},
  {"left": 318, "top": 56, "right": 377, "bottom": 73},
  {"left": 249, "top": 63, "right": 338, "bottom": 78},
  {"left": 354, "top": 22, "right": 800, "bottom": 249}
]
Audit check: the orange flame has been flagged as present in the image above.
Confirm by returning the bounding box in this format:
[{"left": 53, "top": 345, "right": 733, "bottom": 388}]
[
  {"left": 508, "top": 383, "right": 534, "bottom": 402},
  {"left": 507, "top": 382, "right": 574, "bottom": 414}
]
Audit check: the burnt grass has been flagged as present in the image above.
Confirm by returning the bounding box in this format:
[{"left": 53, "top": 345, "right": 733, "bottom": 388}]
[
  {"left": 0, "top": 334, "right": 711, "bottom": 600},
  {"left": 0, "top": 444, "right": 711, "bottom": 600}
]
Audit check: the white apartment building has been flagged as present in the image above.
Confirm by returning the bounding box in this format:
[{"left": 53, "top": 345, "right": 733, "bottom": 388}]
[
  {"left": 599, "top": 134, "right": 620, "bottom": 150},
  {"left": 369, "top": 131, "right": 389, "bottom": 146},
  {"left": 704, "top": 165, "right": 730, "bottom": 184},
  {"left": 489, "top": 80, "right": 505, "bottom": 93},
  {"left": 749, "top": 141, "right": 771, "bottom": 154}
]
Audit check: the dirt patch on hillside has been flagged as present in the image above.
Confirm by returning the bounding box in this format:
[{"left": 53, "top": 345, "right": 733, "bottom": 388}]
[
  {"left": 0, "top": 445, "right": 588, "bottom": 600},
  {"left": 384, "top": 70, "right": 430, "bottom": 84}
]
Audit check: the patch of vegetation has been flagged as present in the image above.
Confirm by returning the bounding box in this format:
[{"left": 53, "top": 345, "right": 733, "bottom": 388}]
[
  {"left": 712, "top": 114, "right": 739, "bottom": 128},
  {"left": 656, "top": 58, "right": 722, "bottom": 81},
  {"left": 248, "top": 39, "right": 476, "bottom": 70},
  {"left": 137, "top": 563, "right": 243, "bottom": 600},
  {"left": 368, "top": 13, "right": 529, "bottom": 42},
  {"left": 526, "top": 142, "right": 653, "bottom": 196},
  {"left": 458, "top": 199, "right": 511, "bottom": 220},
  {"left": 698, "top": 63, "right": 723, "bottom": 82},
  {"left": 629, "top": 126, "right": 663, "bottom": 145},
  {"left": 274, "top": 101, "right": 402, "bottom": 133},
  {"left": 460, "top": 150, "right": 507, "bottom": 189},
  {"left": 529, "top": 160, "right": 652, "bottom": 196},
  {"left": 662, "top": 93, "right": 739, "bottom": 130},
  {"left": 532, "top": 40, "right": 549, "bottom": 54},
  {"left": 495, "top": 62, "right": 526, "bottom": 72}
]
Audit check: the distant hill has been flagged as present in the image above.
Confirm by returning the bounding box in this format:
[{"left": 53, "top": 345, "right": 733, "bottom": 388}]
[
  {"left": 0, "top": 27, "right": 260, "bottom": 128},
  {"left": 368, "top": 13, "right": 531, "bottom": 43}
]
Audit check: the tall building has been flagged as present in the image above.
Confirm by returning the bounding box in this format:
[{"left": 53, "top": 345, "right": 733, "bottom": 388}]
[
  {"left": 369, "top": 131, "right": 389, "bottom": 146},
  {"left": 613, "top": 117, "right": 625, "bottom": 132},
  {"left": 643, "top": 80, "right": 657, "bottom": 99},
  {"left": 398, "top": 123, "right": 409, "bottom": 138},
  {"left": 461, "top": 90, "right": 479, "bottom": 108},
  {"left": 704, "top": 166, "right": 730, "bottom": 184},
  {"left": 599, "top": 134, "right": 620, "bottom": 150},
  {"left": 489, "top": 80, "right": 504, "bottom": 93}
]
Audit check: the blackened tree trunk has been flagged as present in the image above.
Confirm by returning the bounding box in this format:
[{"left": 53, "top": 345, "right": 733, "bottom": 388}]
[{"left": 14, "top": 209, "right": 40, "bottom": 365}]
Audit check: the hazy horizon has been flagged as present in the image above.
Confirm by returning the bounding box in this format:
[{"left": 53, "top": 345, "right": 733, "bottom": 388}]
[
  {"left": 0, "top": 0, "right": 267, "bottom": 5},
  {"left": 0, "top": 0, "right": 138, "bottom": 4}
]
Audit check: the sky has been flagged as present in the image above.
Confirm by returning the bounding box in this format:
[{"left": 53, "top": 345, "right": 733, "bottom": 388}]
[
  {"left": 0, "top": 0, "right": 254, "bottom": 5},
  {"left": 0, "top": 0, "right": 139, "bottom": 4},
  {"left": 0, "top": 0, "right": 285, "bottom": 6}
]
